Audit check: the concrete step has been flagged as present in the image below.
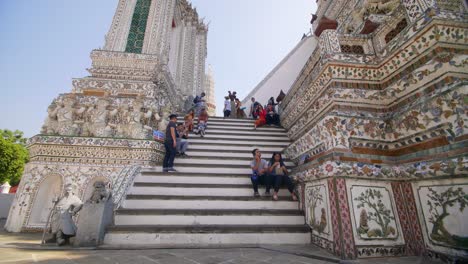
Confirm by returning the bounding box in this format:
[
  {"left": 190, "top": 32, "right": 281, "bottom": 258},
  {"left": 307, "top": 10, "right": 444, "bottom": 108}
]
[
  {"left": 104, "top": 226, "right": 311, "bottom": 246},
  {"left": 115, "top": 214, "right": 305, "bottom": 226},
  {"left": 207, "top": 125, "right": 286, "bottom": 132},
  {"left": 141, "top": 166, "right": 291, "bottom": 174},
  {"left": 116, "top": 208, "right": 303, "bottom": 215},
  {"left": 125, "top": 194, "right": 296, "bottom": 201},
  {"left": 178, "top": 117, "right": 256, "bottom": 124},
  {"left": 128, "top": 186, "right": 294, "bottom": 197},
  {"left": 188, "top": 133, "right": 289, "bottom": 141},
  {"left": 122, "top": 199, "right": 299, "bottom": 210},
  {"left": 187, "top": 138, "right": 290, "bottom": 146},
  {"left": 184, "top": 150, "right": 287, "bottom": 159},
  {"left": 187, "top": 144, "right": 286, "bottom": 152},
  {"left": 134, "top": 174, "right": 252, "bottom": 185},
  {"left": 107, "top": 225, "right": 309, "bottom": 233},
  {"left": 197, "top": 129, "right": 287, "bottom": 136},
  {"left": 144, "top": 166, "right": 251, "bottom": 174},
  {"left": 140, "top": 171, "right": 247, "bottom": 177},
  {"left": 173, "top": 157, "right": 294, "bottom": 167}
]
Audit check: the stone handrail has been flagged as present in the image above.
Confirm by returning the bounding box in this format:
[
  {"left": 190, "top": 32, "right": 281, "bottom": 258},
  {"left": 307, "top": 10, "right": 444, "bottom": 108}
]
[{"left": 112, "top": 165, "right": 141, "bottom": 210}]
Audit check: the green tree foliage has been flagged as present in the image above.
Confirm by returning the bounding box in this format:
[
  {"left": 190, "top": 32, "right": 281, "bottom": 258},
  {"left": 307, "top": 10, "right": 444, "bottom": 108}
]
[{"left": 0, "top": 129, "right": 29, "bottom": 186}]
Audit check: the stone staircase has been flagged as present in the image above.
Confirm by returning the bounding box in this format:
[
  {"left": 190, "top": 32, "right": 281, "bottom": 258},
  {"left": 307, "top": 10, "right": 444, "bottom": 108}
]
[{"left": 104, "top": 117, "right": 311, "bottom": 247}]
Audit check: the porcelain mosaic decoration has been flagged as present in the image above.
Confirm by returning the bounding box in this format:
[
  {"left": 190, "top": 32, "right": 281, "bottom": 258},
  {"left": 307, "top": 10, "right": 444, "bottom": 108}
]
[{"left": 285, "top": 0, "right": 467, "bottom": 261}]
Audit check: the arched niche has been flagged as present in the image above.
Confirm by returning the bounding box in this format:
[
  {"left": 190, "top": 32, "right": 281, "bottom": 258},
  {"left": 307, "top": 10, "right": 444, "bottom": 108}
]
[
  {"left": 28, "top": 174, "right": 62, "bottom": 228},
  {"left": 82, "top": 176, "right": 111, "bottom": 203}
]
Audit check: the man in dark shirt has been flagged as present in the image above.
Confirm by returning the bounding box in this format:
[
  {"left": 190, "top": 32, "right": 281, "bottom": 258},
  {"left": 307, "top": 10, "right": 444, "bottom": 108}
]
[{"left": 163, "top": 114, "right": 178, "bottom": 172}]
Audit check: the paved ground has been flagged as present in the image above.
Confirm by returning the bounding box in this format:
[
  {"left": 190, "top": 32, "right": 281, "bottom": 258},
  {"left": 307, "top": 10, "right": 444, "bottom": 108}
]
[
  {"left": 0, "top": 247, "right": 444, "bottom": 264},
  {"left": 0, "top": 220, "right": 444, "bottom": 264}
]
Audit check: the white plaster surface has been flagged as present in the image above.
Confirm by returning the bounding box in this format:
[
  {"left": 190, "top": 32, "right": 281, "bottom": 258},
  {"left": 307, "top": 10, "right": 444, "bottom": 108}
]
[{"left": 241, "top": 35, "right": 318, "bottom": 107}]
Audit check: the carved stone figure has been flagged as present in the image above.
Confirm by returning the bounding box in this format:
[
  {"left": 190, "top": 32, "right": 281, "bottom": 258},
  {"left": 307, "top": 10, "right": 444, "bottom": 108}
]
[
  {"left": 157, "top": 108, "right": 171, "bottom": 132},
  {"left": 350, "top": 0, "right": 400, "bottom": 31},
  {"left": 41, "top": 103, "right": 59, "bottom": 135},
  {"left": 86, "top": 98, "right": 117, "bottom": 137},
  {"left": 46, "top": 184, "right": 83, "bottom": 246},
  {"left": 56, "top": 97, "right": 81, "bottom": 136},
  {"left": 87, "top": 181, "right": 111, "bottom": 204},
  {"left": 127, "top": 99, "right": 145, "bottom": 139},
  {"left": 114, "top": 104, "right": 130, "bottom": 138}
]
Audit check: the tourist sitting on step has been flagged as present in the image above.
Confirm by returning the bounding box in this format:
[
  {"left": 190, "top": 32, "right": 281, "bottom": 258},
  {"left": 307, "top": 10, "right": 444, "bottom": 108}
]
[
  {"left": 250, "top": 148, "right": 272, "bottom": 197},
  {"left": 253, "top": 104, "right": 267, "bottom": 130},
  {"left": 162, "top": 114, "right": 178, "bottom": 172},
  {"left": 266, "top": 104, "right": 280, "bottom": 126},
  {"left": 268, "top": 152, "right": 297, "bottom": 201},
  {"left": 196, "top": 108, "right": 209, "bottom": 137},
  {"left": 176, "top": 123, "right": 189, "bottom": 157},
  {"left": 235, "top": 98, "right": 246, "bottom": 118},
  {"left": 184, "top": 109, "right": 195, "bottom": 132},
  {"left": 249, "top": 97, "right": 260, "bottom": 119}
]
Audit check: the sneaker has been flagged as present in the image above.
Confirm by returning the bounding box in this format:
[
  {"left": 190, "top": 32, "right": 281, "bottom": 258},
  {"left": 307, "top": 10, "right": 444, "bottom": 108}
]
[
  {"left": 162, "top": 167, "right": 168, "bottom": 172},
  {"left": 254, "top": 192, "right": 260, "bottom": 198},
  {"left": 167, "top": 168, "right": 177, "bottom": 172},
  {"left": 273, "top": 193, "right": 279, "bottom": 201},
  {"left": 264, "top": 191, "right": 271, "bottom": 197}
]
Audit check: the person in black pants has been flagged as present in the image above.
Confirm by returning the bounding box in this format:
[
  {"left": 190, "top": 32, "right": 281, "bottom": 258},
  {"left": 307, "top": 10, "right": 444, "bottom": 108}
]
[
  {"left": 268, "top": 152, "right": 297, "bottom": 201},
  {"left": 265, "top": 104, "right": 280, "bottom": 126},
  {"left": 250, "top": 148, "right": 272, "bottom": 197},
  {"left": 163, "top": 114, "right": 178, "bottom": 172}
]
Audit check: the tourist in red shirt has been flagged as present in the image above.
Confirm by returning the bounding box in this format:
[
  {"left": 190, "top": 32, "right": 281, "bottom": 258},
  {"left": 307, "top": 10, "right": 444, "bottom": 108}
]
[{"left": 254, "top": 105, "right": 267, "bottom": 130}]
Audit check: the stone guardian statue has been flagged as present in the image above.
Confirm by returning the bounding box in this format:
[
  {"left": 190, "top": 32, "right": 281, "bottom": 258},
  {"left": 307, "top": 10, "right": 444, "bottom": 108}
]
[{"left": 45, "top": 184, "right": 83, "bottom": 246}]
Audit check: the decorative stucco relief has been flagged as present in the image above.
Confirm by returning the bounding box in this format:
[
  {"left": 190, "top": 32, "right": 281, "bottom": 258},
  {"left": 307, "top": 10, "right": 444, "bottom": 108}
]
[{"left": 413, "top": 178, "right": 468, "bottom": 258}]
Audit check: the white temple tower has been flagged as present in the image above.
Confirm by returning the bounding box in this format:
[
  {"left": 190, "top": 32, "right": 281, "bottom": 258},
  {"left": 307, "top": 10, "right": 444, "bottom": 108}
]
[
  {"left": 204, "top": 65, "right": 216, "bottom": 116},
  {"left": 5, "top": 0, "right": 208, "bottom": 232}
]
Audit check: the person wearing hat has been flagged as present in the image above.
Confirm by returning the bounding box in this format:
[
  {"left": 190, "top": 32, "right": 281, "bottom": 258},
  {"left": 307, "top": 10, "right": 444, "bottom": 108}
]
[{"left": 163, "top": 114, "right": 178, "bottom": 172}]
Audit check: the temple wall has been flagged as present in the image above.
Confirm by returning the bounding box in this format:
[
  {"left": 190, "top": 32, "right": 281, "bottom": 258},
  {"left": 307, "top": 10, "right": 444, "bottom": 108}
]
[
  {"left": 6, "top": 0, "right": 206, "bottom": 233},
  {"left": 5, "top": 135, "right": 162, "bottom": 232},
  {"left": 283, "top": 1, "right": 467, "bottom": 261}
]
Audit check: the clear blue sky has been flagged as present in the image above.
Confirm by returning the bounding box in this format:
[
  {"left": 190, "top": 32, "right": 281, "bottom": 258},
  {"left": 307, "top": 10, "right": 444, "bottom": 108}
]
[{"left": 0, "top": 0, "right": 316, "bottom": 137}]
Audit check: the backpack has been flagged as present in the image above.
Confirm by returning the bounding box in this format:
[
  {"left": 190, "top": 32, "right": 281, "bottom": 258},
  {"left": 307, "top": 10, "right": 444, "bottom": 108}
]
[{"left": 193, "top": 96, "right": 200, "bottom": 104}]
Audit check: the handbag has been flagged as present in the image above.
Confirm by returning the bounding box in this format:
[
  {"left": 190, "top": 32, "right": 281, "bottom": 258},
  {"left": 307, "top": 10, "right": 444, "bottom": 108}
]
[{"left": 275, "top": 166, "right": 284, "bottom": 175}]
